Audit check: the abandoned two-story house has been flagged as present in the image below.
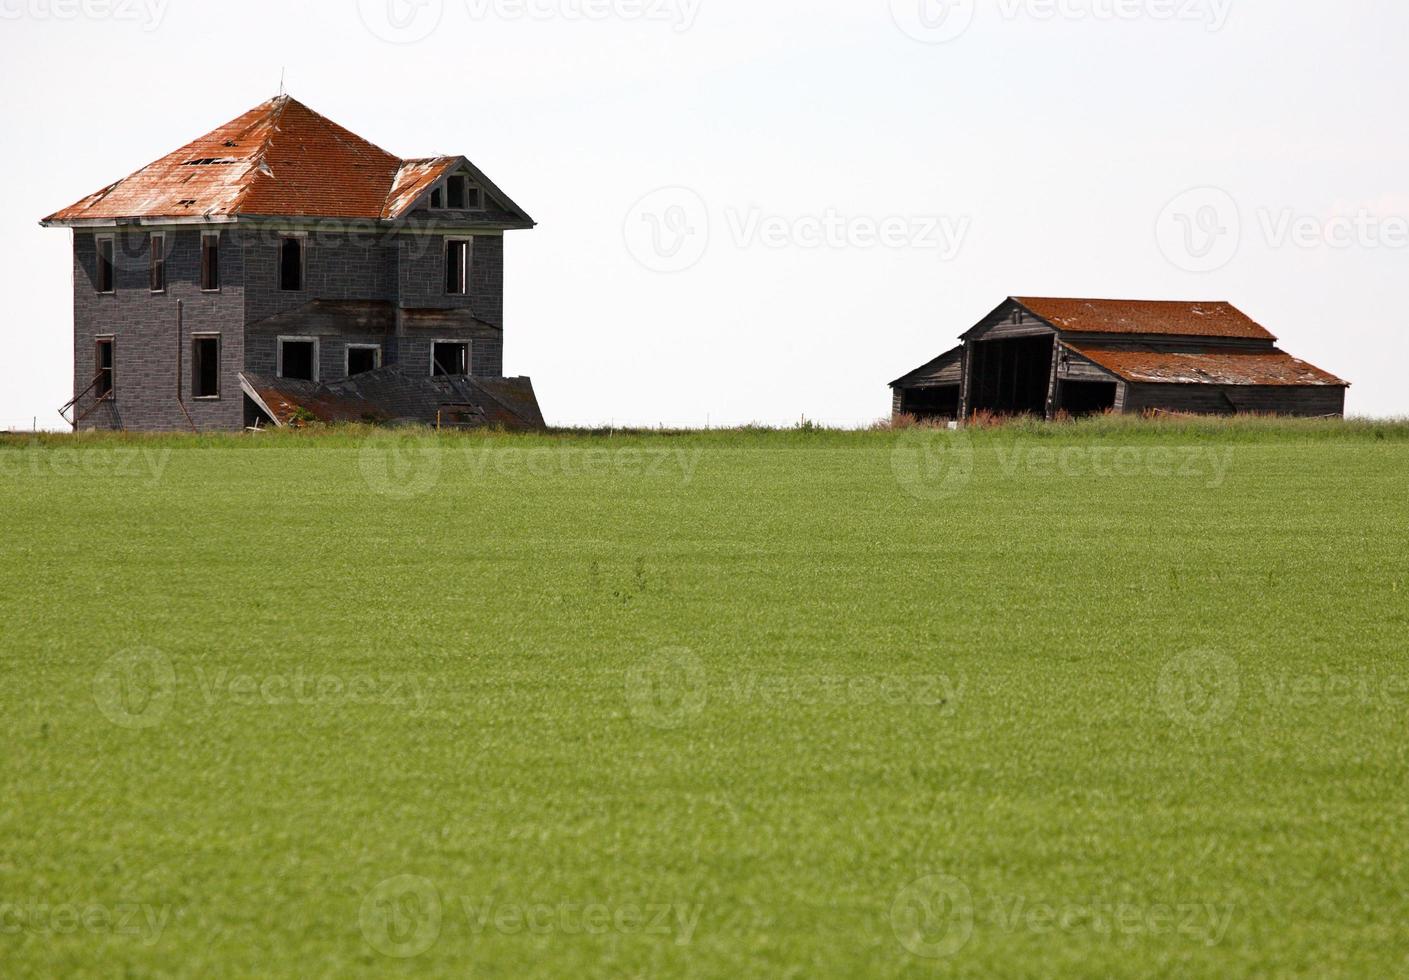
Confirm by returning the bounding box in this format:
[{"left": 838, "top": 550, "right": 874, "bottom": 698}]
[
  {"left": 41, "top": 95, "right": 545, "bottom": 431},
  {"left": 891, "top": 297, "right": 1349, "bottom": 421}
]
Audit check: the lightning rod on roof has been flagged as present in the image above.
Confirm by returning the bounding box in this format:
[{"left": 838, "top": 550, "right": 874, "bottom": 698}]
[{"left": 278, "top": 68, "right": 286, "bottom": 98}]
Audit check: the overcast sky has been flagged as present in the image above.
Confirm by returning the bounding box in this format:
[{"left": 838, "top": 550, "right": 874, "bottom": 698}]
[{"left": 2, "top": 0, "right": 1406, "bottom": 427}]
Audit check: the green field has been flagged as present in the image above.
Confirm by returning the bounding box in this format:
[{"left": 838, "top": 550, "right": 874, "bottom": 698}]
[{"left": 2, "top": 419, "right": 1407, "bottom": 977}]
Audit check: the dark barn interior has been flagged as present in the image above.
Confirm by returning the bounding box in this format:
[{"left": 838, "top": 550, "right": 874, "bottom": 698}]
[
  {"left": 968, "top": 336, "right": 1054, "bottom": 416},
  {"left": 898, "top": 385, "right": 960, "bottom": 421},
  {"left": 1057, "top": 379, "right": 1118, "bottom": 416}
]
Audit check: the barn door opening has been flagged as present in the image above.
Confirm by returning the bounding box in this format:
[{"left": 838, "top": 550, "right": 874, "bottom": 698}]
[
  {"left": 1059, "top": 380, "right": 1118, "bottom": 416},
  {"left": 968, "top": 335, "right": 1055, "bottom": 417}
]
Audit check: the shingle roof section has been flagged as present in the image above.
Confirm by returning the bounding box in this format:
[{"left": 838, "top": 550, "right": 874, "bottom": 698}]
[
  {"left": 1065, "top": 345, "right": 1348, "bottom": 387},
  {"left": 1016, "top": 298, "right": 1277, "bottom": 341},
  {"left": 41, "top": 97, "right": 524, "bottom": 225}
]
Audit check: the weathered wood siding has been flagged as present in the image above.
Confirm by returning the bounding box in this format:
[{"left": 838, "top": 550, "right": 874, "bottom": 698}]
[{"left": 1122, "top": 384, "right": 1346, "bottom": 417}]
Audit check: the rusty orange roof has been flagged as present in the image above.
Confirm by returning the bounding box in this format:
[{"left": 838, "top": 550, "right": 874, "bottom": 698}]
[
  {"left": 1017, "top": 298, "right": 1276, "bottom": 340},
  {"left": 1065, "top": 345, "right": 1348, "bottom": 387},
  {"left": 41, "top": 96, "right": 530, "bottom": 226}
]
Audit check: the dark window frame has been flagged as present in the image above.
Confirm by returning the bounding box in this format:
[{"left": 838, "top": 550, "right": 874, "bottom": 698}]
[
  {"left": 279, "top": 234, "right": 306, "bottom": 292},
  {"left": 95, "top": 235, "right": 115, "bottom": 294},
  {"left": 277, "top": 336, "right": 319, "bottom": 382},
  {"left": 149, "top": 233, "right": 166, "bottom": 293},
  {"left": 191, "top": 333, "right": 221, "bottom": 400},
  {"left": 346, "top": 344, "right": 382, "bottom": 377},
  {"left": 431, "top": 340, "right": 470, "bottom": 378},
  {"left": 444, "top": 238, "right": 470, "bottom": 295},
  {"left": 200, "top": 233, "right": 221, "bottom": 292},
  {"left": 94, "top": 336, "right": 115, "bottom": 399}
]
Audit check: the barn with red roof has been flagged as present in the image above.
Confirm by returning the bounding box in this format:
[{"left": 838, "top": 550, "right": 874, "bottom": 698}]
[{"left": 891, "top": 298, "right": 1348, "bottom": 421}]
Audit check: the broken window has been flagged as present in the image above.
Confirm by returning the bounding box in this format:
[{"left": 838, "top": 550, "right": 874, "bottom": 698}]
[
  {"left": 445, "top": 239, "right": 470, "bottom": 295},
  {"left": 429, "top": 186, "right": 444, "bottom": 209},
  {"left": 446, "top": 175, "right": 467, "bottom": 209},
  {"left": 347, "top": 345, "right": 380, "bottom": 377},
  {"left": 432, "top": 341, "right": 469, "bottom": 378},
  {"left": 443, "top": 175, "right": 483, "bottom": 210},
  {"left": 96, "top": 236, "right": 115, "bottom": 293},
  {"left": 192, "top": 335, "right": 220, "bottom": 398},
  {"left": 95, "top": 338, "right": 114, "bottom": 398},
  {"left": 279, "top": 338, "right": 317, "bottom": 381},
  {"left": 279, "top": 236, "right": 304, "bottom": 291},
  {"left": 201, "top": 234, "right": 220, "bottom": 291},
  {"left": 149, "top": 234, "right": 165, "bottom": 293}
]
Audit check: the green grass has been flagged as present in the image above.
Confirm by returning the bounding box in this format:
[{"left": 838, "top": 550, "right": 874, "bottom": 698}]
[{"left": 2, "top": 419, "right": 1407, "bottom": 977}]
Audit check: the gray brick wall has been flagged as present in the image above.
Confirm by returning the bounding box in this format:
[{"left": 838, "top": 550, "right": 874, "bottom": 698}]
[
  {"left": 73, "top": 229, "right": 245, "bottom": 432},
  {"left": 71, "top": 226, "right": 510, "bottom": 430}
]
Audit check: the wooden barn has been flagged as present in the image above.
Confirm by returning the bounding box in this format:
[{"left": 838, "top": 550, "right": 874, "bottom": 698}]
[{"left": 890, "top": 297, "right": 1349, "bottom": 421}]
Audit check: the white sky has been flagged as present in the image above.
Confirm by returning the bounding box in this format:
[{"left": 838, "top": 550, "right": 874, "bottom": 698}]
[{"left": 2, "top": 0, "right": 1406, "bottom": 428}]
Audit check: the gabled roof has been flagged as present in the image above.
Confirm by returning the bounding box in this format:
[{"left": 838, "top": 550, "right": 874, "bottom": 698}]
[
  {"left": 1064, "top": 344, "right": 1348, "bottom": 387},
  {"left": 41, "top": 96, "right": 533, "bottom": 227},
  {"left": 1015, "top": 298, "right": 1277, "bottom": 341}
]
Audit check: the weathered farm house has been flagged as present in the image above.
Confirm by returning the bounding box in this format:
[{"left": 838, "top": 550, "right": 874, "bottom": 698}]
[
  {"left": 891, "top": 297, "right": 1348, "bottom": 421},
  {"left": 41, "top": 95, "right": 543, "bottom": 432}
]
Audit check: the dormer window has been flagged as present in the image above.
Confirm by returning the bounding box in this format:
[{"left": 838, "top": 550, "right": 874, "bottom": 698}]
[{"left": 430, "top": 174, "right": 483, "bottom": 211}]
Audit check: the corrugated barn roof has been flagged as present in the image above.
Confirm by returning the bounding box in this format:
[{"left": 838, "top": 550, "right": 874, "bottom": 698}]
[{"left": 1017, "top": 297, "right": 1277, "bottom": 340}]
